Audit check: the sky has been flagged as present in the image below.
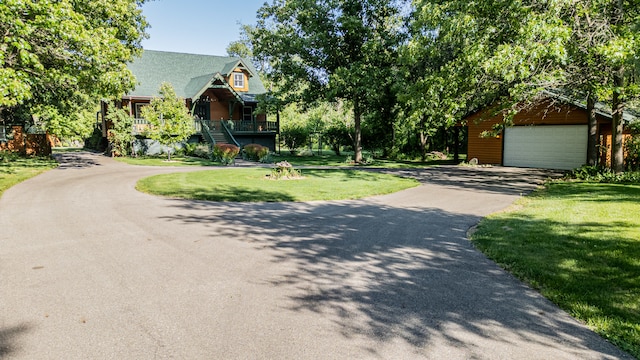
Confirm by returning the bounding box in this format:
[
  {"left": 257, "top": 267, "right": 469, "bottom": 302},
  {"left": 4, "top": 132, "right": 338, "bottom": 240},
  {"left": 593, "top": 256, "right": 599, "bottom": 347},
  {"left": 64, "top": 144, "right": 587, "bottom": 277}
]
[{"left": 140, "top": 0, "right": 267, "bottom": 56}]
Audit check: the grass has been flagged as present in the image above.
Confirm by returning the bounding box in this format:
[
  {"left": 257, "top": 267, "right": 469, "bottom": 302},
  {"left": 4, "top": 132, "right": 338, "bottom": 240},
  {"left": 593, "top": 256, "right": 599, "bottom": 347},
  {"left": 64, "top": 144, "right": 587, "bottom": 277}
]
[
  {"left": 0, "top": 155, "right": 58, "bottom": 198},
  {"left": 470, "top": 181, "right": 640, "bottom": 358},
  {"left": 115, "top": 156, "right": 218, "bottom": 167},
  {"left": 136, "top": 168, "right": 419, "bottom": 202},
  {"left": 113, "top": 149, "right": 464, "bottom": 169}
]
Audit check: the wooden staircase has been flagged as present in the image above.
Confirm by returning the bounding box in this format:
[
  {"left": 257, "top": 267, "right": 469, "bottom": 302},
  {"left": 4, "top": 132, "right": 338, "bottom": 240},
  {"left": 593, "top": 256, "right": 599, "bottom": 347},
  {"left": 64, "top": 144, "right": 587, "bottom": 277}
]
[{"left": 210, "top": 129, "right": 227, "bottom": 145}]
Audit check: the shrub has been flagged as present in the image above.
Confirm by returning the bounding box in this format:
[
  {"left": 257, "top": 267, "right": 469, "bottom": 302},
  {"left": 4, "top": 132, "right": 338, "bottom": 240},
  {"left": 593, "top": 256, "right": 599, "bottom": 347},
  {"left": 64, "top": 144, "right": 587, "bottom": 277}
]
[
  {"left": 323, "top": 123, "right": 351, "bottom": 155},
  {"left": 192, "top": 144, "right": 211, "bottom": 159},
  {"left": 567, "top": 165, "right": 640, "bottom": 184},
  {"left": 625, "top": 122, "right": 640, "bottom": 171},
  {"left": 280, "top": 125, "right": 309, "bottom": 154},
  {"left": 213, "top": 144, "right": 239, "bottom": 165},
  {"left": 243, "top": 143, "right": 270, "bottom": 162},
  {"left": 0, "top": 150, "right": 20, "bottom": 163}
]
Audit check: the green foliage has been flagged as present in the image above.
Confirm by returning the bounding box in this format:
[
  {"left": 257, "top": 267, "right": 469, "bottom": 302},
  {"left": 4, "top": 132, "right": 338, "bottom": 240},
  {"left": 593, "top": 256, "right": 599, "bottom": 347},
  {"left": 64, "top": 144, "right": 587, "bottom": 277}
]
[
  {"left": 140, "top": 83, "right": 195, "bottom": 161},
  {"left": 192, "top": 144, "right": 212, "bottom": 160},
  {"left": 243, "top": 143, "right": 270, "bottom": 162},
  {"left": 212, "top": 143, "right": 239, "bottom": 165},
  {"left": 253, "top": 0, "right": 406, "bottom": 163},
  {"left": 0, "top": 0, "right": 148, "bottom": 121},
  {"left": 106, "top": 108, "right": 134, "bottom": 157},
  {"left": 323, "top": 122, "right": 352, "bottom": 156},
  {"left": 567, "top": 165, "right": 640, "bottom": 184},
  {"left": 84, "top": 127, "right": 105, "bottom": 151},
  {"left": 0, "top": 150, "right": 20, "bottom": 163},
  {"left": 280, "top": 125, "right": 309, "bottom": 154},
  {"left": 625, "top": 122, "right": 640, "bottom": 171}
]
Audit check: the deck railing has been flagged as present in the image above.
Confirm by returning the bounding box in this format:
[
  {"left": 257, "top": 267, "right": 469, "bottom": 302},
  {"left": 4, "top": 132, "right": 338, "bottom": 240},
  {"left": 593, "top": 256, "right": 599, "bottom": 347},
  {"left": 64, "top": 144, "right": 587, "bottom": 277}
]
[{"left": 132, "top": 118, "right": 277, "bottom": 135}]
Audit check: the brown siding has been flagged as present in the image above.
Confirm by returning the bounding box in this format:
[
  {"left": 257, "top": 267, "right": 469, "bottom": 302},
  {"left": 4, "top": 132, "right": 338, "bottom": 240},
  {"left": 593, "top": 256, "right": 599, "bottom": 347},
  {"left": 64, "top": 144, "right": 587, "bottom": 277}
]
[
  {"left": 466, "top": 111, "right": 503, "bottom": 165},
  {"left": 211, "top": 100, "right": 228, "bottom": 120}
]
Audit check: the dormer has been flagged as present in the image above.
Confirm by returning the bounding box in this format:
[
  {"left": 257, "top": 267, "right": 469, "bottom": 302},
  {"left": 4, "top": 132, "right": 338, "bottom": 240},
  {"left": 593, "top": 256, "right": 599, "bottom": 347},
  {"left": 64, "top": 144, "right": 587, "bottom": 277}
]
[{"left": 222, "top": 59, "right": 254, "bottom": 93}]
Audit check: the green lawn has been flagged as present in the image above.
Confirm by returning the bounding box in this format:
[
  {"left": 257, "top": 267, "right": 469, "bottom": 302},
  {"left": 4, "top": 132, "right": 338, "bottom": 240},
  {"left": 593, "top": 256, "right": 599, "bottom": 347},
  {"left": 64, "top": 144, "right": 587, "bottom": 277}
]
[
  {"left": 273, "top": 151, "right": 464, "bottom": 168},
  {"left": 115, "top": 156, "right": 218, "bottom": 167},
  {"left": 136, "top": 168, "right": 419, "bottom": 202},
  {"left": 471, "top": 182, "right": 640, "bottom": 358},
  {"left": 114, "top": 151, "right": 463, "bottom": 169},
  {"left": 0, "top": 155, "right": 58, "bottom": 197}
]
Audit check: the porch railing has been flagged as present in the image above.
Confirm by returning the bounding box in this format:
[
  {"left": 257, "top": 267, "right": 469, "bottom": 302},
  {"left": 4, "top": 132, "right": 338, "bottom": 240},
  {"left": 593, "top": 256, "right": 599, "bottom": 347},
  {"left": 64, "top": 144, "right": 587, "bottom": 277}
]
[{"left": 132, "top": 118, "right": 277, "bottom": 135}]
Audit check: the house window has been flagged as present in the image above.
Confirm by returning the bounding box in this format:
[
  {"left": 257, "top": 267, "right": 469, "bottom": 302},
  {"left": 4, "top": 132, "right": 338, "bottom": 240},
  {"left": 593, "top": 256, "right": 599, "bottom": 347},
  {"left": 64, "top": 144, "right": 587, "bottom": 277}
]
[
  {"left": 233, "top": 73, "right": 245, "bottom": 88},
  {"left": 134, "top": 103, "right": 148, "bottom": 119}
]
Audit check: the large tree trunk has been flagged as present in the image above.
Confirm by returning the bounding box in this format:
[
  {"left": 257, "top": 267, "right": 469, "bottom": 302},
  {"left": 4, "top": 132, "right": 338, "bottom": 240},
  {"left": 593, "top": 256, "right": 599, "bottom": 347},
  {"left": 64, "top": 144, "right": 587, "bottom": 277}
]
[
  {"left": 586, "top": 93, "right": 599, "bottom": 166},
  {"left": 612, "top": 71, "right": 625, "bottom": 173},
  {"left": 610, "top": 0, "right": 625, "bottom": 173},
  {"left": 419, "top": 115, "right": 428, "bottom": 161},
  {"left": 353, "top": 98, "right": 363, "bottom": 163}
]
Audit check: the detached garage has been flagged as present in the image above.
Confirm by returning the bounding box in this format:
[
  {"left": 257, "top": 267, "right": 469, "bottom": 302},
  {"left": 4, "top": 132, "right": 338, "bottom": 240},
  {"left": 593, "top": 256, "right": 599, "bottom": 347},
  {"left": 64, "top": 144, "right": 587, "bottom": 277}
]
[{"left": 466, "top": 97, "right": 619, "bottom": 170}]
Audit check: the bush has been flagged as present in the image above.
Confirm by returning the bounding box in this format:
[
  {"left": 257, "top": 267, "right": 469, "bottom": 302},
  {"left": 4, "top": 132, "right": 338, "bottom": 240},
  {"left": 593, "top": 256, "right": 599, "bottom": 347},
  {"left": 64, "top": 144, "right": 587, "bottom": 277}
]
[
  {"left": 567, "top": 165, "right": 640, "bottom": 184},
  {"left": 213, "top": 144, "right": 239, "bottom": 165},
  {"left": 192, "top": 144, "right": 211, "bottom": 159},
  {"left": 0, "top": 150, "right": 20, "bottom": 163},
  {"left": 243, "top": 143, "right": 270, "bottom": 162},
  {"left": 323, "top": 123, "right": 351, "bottom": 156},
  {"left": 280, "top": 125, "right": 309, "bottom": 154},
  {"left": 625, "top": 122, "right": 640, "bottom": 171}
]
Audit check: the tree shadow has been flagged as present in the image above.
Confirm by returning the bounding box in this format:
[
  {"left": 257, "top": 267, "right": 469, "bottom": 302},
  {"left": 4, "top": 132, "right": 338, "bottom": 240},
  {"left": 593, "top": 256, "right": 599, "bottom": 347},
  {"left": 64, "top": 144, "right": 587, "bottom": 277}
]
[
  {"left": 159, "top": 198, "right": 630, "bottom": 358},
  {"left": 376, "top": 166, "right": 563, "bottom": 196},
  {"left": 473, "top": 212, "right": 640, "bottom": 355},
  {"left": 0, "top": 323, "right": 31, "bottom": 357},
  {"left": 52, "top": 152, "right": 103, "bottom": 169}
]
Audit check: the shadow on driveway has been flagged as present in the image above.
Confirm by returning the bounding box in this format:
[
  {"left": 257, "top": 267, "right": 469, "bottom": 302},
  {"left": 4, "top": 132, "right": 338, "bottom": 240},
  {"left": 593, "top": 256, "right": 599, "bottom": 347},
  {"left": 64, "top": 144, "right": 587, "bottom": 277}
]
[{"left": 160, "top": 197, "right": 628, "bottom": 358}]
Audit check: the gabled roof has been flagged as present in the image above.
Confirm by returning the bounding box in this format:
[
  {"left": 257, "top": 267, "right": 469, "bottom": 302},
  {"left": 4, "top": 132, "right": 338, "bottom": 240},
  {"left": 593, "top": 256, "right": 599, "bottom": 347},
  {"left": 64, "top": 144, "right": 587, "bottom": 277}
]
[{"left": 126, "top": 50, "right": 266, "bottom": 102}]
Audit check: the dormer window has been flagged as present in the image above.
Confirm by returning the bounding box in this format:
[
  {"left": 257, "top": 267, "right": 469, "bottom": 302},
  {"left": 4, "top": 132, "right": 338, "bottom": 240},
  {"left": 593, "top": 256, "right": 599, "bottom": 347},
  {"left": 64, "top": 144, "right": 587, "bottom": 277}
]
[{"left": 233, "top": 73, "right": 245, "bottom": 89}]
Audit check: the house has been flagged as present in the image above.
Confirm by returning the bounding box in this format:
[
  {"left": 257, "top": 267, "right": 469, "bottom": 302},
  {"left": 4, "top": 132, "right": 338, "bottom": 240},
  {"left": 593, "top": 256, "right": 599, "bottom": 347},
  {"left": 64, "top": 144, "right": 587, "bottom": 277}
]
[
  {"left": 101, "top": 50, "right": 277, "bottom": 153},
  {"left": 465, "top": 96, "right": 637, "bottom": 170}
]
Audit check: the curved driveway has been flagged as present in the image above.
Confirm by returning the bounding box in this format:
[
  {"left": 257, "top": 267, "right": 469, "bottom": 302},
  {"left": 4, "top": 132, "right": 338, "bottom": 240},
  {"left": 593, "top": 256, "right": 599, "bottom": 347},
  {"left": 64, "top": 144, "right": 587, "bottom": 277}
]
[{"left": 0, "top": 152, "right": 631, "bottom": 359}]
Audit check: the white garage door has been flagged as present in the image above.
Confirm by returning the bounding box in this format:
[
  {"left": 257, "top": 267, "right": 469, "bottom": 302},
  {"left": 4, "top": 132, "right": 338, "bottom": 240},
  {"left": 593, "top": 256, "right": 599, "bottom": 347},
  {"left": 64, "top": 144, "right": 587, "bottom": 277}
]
[{"left": 503, "top": 125, "right": 588, "bottom": 170}]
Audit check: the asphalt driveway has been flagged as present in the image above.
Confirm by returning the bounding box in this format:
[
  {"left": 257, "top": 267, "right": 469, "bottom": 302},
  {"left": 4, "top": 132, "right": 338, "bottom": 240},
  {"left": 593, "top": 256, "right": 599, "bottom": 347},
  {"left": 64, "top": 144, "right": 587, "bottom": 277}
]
[{"left": 0, "top": 152, "right": 632, "bottom": 359}]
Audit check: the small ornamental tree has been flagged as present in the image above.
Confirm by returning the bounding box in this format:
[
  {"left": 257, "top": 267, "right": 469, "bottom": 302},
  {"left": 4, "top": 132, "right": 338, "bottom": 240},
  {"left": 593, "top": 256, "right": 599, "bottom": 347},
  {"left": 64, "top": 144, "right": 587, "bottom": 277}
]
[
  {"left": 140, "top": 82, "right": 194, "bottom": 161},
  {"left": 280, "top": 125, "right": 309, "bottom": 155},
  {"left": 106, "top": 108, "right": 135, "bottom": 157}
]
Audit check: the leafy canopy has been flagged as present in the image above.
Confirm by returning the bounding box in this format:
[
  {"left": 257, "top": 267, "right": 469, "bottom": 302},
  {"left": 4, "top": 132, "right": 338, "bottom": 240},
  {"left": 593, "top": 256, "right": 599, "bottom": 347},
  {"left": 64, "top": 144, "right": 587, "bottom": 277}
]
[
  {"left": 0, "top": 0, "right": 148, "bottom": 135},
  {"left": 253, "top": 0, "right": 407, "bottom": 162}
]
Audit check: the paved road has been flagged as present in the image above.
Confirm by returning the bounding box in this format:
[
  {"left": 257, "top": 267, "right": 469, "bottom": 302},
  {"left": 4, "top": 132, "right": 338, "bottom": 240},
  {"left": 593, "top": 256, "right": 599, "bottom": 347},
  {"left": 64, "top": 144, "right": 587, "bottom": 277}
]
[{"left": 0, "top": 152, "right": 632, "bottom": 359}]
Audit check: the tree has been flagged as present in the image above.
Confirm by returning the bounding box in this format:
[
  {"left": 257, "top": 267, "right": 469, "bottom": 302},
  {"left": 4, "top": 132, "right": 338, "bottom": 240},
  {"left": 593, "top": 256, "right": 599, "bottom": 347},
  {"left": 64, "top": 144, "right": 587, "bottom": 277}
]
[
  {"left": 106, "top": 108, "right": 135, "bottom": 157},
  {"left": 140, "top": 83, "right": 195, "bottom": 161},
  {"left": 0, "top": 0, "right": 148, "bottom": 131},
  {"left": 253, "top": 0, "right": 406, "bottom": 163},
  {"left": 409, "top": 0, "right": 639, "bottom": 172}
]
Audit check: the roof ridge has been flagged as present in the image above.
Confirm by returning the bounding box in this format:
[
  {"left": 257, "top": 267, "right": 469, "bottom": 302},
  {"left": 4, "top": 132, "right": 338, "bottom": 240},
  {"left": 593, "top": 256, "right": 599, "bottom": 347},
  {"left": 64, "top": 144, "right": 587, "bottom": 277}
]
[{"left": 142, "top": 49, "right": 238, "bottom": 60}]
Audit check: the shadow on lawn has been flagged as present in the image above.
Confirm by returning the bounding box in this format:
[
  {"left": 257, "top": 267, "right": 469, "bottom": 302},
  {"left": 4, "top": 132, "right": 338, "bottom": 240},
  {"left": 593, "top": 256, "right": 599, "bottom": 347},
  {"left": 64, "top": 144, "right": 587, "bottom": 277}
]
[
  {"left": 472, "top": 212, "right": 640, "bottom": 356},
  {"left": 161, "top": 197, "right": 631, "bottom": 358}
]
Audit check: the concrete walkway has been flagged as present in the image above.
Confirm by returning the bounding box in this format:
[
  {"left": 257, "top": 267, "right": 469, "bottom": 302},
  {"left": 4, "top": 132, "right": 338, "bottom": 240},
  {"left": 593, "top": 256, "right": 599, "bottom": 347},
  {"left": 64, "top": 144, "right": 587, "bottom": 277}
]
[{"left": 0, "top": 152, "right": 632, "bottom": 359}]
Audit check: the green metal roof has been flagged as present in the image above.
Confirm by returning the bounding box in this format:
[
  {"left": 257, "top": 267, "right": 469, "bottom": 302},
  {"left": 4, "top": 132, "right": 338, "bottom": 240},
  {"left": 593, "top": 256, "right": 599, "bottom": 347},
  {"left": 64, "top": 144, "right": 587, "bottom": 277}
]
[{"left": 126, "top": 50, "right": 266, "bottom": 101}]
